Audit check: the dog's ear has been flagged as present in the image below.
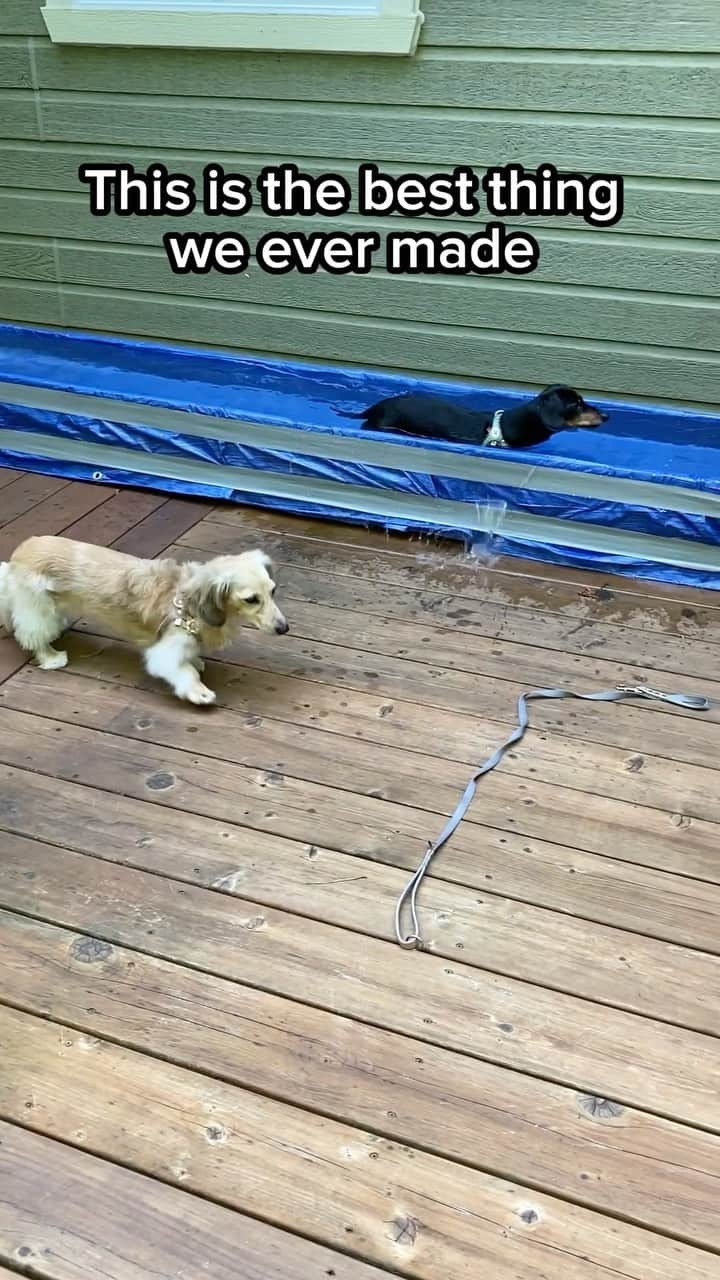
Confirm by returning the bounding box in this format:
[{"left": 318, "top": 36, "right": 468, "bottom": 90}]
[
  {"left": 252, "top": 549, "right": 273, "bottom": 573},
  {"left": 195, "top": 580, "right": 230, "bottom": 628},
  {"left": 535, "top": 386, "right": 575, "bottom": 432}
]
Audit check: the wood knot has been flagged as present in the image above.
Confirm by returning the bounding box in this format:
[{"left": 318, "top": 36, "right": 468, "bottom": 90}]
[
  {"left": 70, "top": 937, "right": 113, "bottom": 964},
  {"left": 205, "top": 1124, "right": 227, "bottom": 1144},
  {"left": 261, "top": 771, "right": 285, "bottom": 786},
  {"left": 518, "top": 1208, "right": 540, "bottom": 1225},
  {"left": 243, "top": 915, "right": 266, "bottom": 931},
  {"left": 578, "top": 1095, "right": 625, "bottom": 1120},
  {"left": 389, "top": 1216, "right": 420, "bottom": 1247},
  {"left": 378, "top": 703, "right": 394, "bottom": 718},
  {"left": 145, "top": 770, "right": 175, "bottom": 791},
  {"left": 670, "top": 813, "right": 691, "bottom": 829}
]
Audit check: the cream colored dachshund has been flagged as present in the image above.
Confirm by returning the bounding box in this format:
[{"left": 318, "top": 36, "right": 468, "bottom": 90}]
[{"left": 0, "top": 535, "right": 288, "bottom": 706}]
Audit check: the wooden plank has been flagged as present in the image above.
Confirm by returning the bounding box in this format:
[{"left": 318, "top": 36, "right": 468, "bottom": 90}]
[
  {"left": 0, "top": 639, "right": 24, "bottom": 686},
  {"left": 0, "top": 2, "right": 45, "bottom": 35},
  {"left": 32, "top": 41, "right": 720, "bottom": 118},
  {"left": 0, "top": 1120, "right": 386, "bottom": 1280},
  {"left": 13, "top": 639, "right": 720, "bottom": 885},
  {"left": 0, "top": 90, "right": 39, "bottom": 138},
  {"left": 1, "top": 727, "right": 717, "bottom": 1034},
  {"left": 9, "top": 663, "right": 720, "bottom": 949},
  {"left": 420, "top": 0, "right": 720, "bottom": 53},
  {"left": 469, "top": 548, "right": 720, "bottom": 618},
  {"left": 2, "top": 748, "right": 719, "bottom": 978},
  {"left": 0, "top": 686, "right": 712, "bottom": 1034},
  {"left": 0, "top": 481, "right": 114, "bottom": 558},
  {"left": 0, "top": 233, "right": 55, "bottom": 280},
  {"left": 31, "top": 239, "right": 720, "bottom": 353},
  {"left": 39, "top": 94, "right": 720, "bottom": 182},
  {"left": 0, "top": 473, "right": 67, "bottom": 527},
  {"left": 24, "top": 650, "right": 720, "bottom": 825},
  {"left": 203, "top": 505, "right": 720, "bottom": 625},
  {"left": 0, "top": 1004, "right": 714, "bottom": 1280},
  {"left": 1, "top": 670, "right": 717, "bottom": 1039},
  {"left": 240, "top": 593, "right": 720, "bottom": 721},
  {"left": 0, "top": 278, "right": 63, "bottom": 327},
  {"left": 110, "top": 494, "right": 215, "bottom": 556},
  {"left": 4, "top": 909, "right": 719, "bottom": 1249},
  {"left": 0, "top": 469, "right": 23, "bottom": 488},
  {"left": 2, "top": 143, "right": 716, "bottom": 241},
  {"left": 250, "top": 590, "right": 720, "bottom": 716},
  {"left": 179, "top": 520, "right": 720, "bottom": 686},
  {"left": 0, "top": 39, "right": 32, "bottom": 90},
  {"left": 7, "top": 661, "right": 720, "bottom": 905},
  {"left": 230, "top": 538, "right": 720, "bottom": 655},
  {"left": 4, "top": 193, "right": 720, "bottom": 300},
  {"left": 57, "top": 616, "right": 720, "bottom": 793},
  {"left": 0, "top": 834, "right": 717, "bottom": 1131},
  {"left": 61, "top": 487, "right": 167, "bottom": 545},
  {"left": 0, "top": 706, "right": 707, "bottom": 1034},
  {"left": 464, "top": 549, "right": 720, "bottom": 618},
  {"left": 86, "top": 570, "right": 720, "bottom": 752},
  {"left": 33, "top": 617, "right": 720, "bottom": 835}
]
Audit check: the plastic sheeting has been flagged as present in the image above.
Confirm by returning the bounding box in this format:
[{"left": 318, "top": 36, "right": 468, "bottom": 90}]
[
  {"left": 2, "top": 323, "right": 720, "bottom": 589},
  {"left": 3, "top": 398, "right": 719, "bottom": 549}
]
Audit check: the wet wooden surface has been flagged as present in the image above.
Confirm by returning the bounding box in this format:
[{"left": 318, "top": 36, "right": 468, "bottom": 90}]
[{"left": 0, "top": 471, "right": 719, "bottom": 1279}]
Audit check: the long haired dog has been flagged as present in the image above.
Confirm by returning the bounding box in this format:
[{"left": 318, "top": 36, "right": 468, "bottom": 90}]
[{"left": 0, "top": 536, "right": 288, "bottom": 706}]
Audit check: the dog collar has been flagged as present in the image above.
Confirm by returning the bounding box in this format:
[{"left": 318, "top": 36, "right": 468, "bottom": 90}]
[
  {"left": 172, "top": 595, "right": 201, "bottom": 636},
  {"left": 483, "top": 410, "right": 508, "bottom": 448}
]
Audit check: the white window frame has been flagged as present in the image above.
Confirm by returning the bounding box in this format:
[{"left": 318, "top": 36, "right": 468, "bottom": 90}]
[{"left": 40, "top": 0, "right": 425, "bottom": 55}]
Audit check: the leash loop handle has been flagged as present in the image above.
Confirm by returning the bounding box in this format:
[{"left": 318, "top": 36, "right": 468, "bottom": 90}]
[{"left": 394, "top": 682, "right": 711, "bottom": 948}]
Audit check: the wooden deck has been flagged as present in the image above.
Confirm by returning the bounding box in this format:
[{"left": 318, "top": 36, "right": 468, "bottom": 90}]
[{"left": 0, "top": 471, "right": 719, "bottom": 1280}]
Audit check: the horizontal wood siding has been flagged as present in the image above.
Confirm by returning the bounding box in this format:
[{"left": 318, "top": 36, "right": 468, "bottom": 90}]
[{"left": 0, "top": 0, "right": 719, "bottom": 408}]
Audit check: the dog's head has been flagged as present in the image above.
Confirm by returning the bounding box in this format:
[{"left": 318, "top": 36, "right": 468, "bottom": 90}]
[
  {"left": 534, "top": 385, "right": 609, "bottom": 432},
  {"left": 189, "top": 549, "right": 289, "bottom": 635}
]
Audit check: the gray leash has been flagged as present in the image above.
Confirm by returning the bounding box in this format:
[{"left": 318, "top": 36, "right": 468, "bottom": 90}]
[{"left": 394, "top": 682, "right": 711, "bottom": 949}]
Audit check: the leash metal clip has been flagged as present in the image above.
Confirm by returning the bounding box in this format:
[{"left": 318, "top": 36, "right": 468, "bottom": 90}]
[{"left": 616, "top": 683, "right": 686, "bottom": 704}]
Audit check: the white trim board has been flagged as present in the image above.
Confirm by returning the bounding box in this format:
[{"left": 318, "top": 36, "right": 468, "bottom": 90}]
[
  {"left": 40, "top": 1, "right": 425, "bottom": 53},
  {"left": 2, "top": 426, "right": 720, "bottom": 576},
  {"left": 0, "top": 380, "right": 718, "bottom": 520}
]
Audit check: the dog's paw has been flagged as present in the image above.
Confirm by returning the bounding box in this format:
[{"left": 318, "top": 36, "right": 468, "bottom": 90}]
[
  {"left": 186, "top": 683, "right": 216, "bottom": 706},
  {"left": 37, "top": 649, "right": 68, "bottom": 670}
]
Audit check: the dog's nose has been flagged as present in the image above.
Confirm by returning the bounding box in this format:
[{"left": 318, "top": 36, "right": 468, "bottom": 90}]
[{"left": 275, "top": 618, "right": 289, "bottom": 635}]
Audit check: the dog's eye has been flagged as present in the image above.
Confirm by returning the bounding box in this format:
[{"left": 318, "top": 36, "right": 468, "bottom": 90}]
[
  {"left": 244, "top": 594, "right": 260, "bottom": 606},
  {"left": 271, "top": 586, "right": 277, "bottom": 597}
]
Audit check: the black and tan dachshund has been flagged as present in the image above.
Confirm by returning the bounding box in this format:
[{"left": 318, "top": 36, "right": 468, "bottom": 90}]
[{"left": 338, "top": 384, "right": 608, "bottom": 449}]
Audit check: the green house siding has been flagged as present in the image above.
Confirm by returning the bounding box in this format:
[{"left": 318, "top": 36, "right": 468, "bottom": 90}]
[{"left": 0, "top": 0, "right": 719, "bottom": 409}]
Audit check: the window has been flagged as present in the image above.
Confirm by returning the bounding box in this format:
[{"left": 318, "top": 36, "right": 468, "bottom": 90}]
[{"left": 40, "top": 0, "right": 425, "bottom": 55}]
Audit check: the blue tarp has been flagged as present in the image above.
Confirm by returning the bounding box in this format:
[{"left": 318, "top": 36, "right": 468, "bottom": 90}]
[{"left": 1, "top": 323, "right": 720, "bottom": 587}]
